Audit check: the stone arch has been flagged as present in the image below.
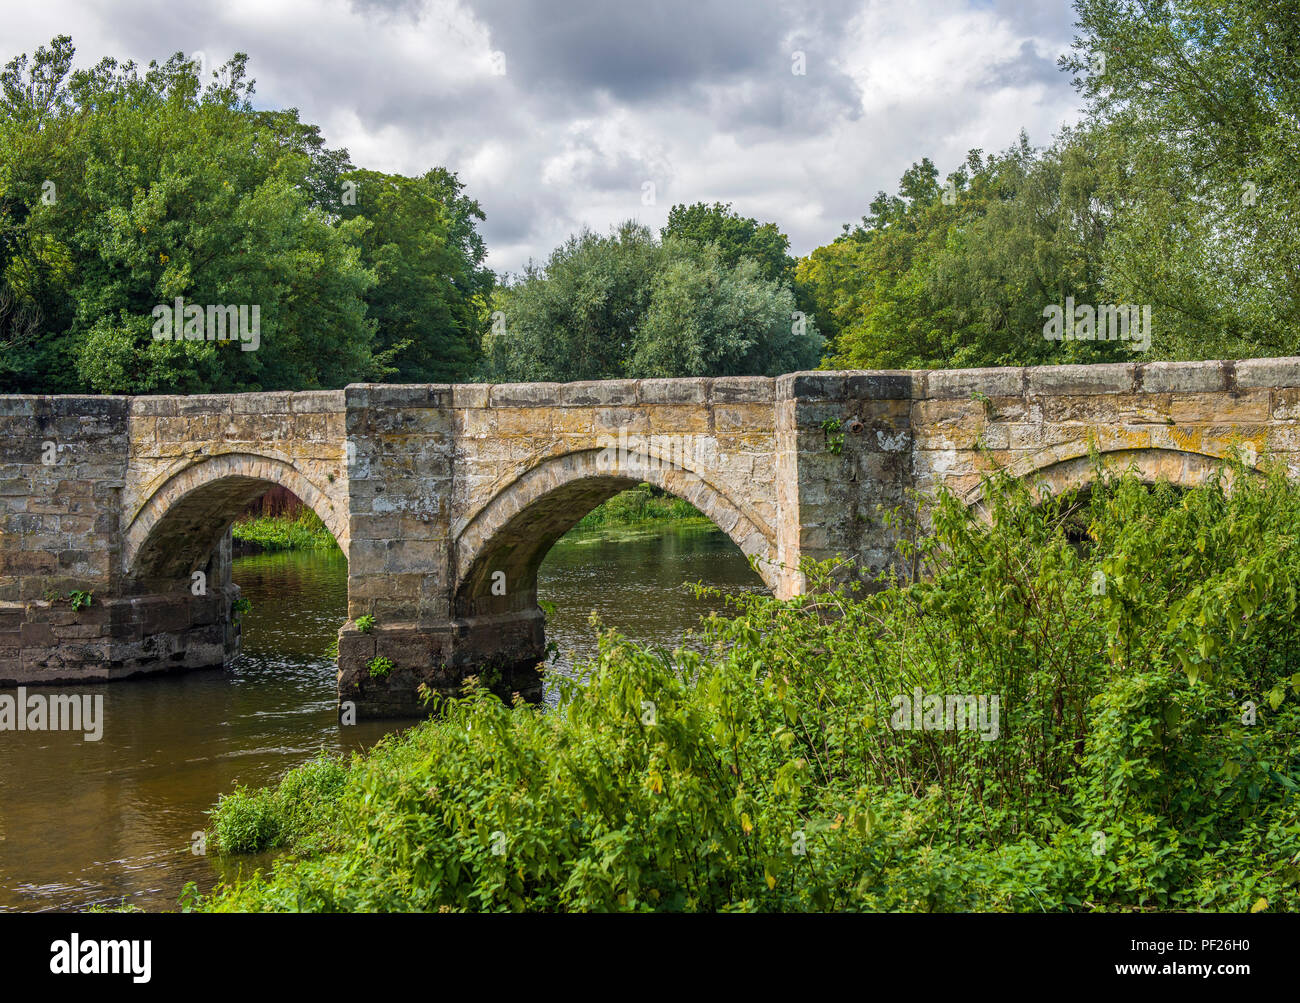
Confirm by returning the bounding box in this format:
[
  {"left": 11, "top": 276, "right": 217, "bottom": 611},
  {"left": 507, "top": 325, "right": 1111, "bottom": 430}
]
[
  {"left": 453, "top": 447, "right": 777, "bottom": 618},
  {"left": 123, "top": 452, "right": 347, "bottom": 588},
  {"left": 960, "top": 445, "right": 1259, "bottom": 520}
]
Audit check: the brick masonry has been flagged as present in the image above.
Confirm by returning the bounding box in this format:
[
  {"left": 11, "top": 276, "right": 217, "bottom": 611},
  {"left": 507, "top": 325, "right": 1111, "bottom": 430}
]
[{"left": 2, "top": 357, "right": 1297, "bottom": 716}]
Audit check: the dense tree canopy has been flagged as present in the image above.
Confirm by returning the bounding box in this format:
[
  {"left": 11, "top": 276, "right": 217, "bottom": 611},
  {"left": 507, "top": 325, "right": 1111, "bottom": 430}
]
[
  {"left": 801, "top": 130, "right": 1128, "bottom": 370},
  {"left": 661, "top": 201, "right": 795, "bottom": 287},
  {"left": 0, "top": 36, "right": 491, "bottom": 394},
  {"left": 806, "top": 0, "right": 1300, "bottom": 370},
  {"left": 481, "top": 222, "right": 821, "bottom": 382},
  {"left": 1063, "top": 0, "right": 1300, "bottom": 360},
  {"left": 340, "top": 168, "right": 493, "bottom": 384},
  {"left": 4, "top": 0, "right": 1298, "bottom": 395}
]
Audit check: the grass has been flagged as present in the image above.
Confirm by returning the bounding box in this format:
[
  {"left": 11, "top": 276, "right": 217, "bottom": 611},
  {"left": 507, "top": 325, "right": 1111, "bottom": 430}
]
[
  {"left": 572, "top": 485, "right": 706, "bottom": 532},
  {"left": 231, "top": 509, "right": 339, "bottom": 552}
]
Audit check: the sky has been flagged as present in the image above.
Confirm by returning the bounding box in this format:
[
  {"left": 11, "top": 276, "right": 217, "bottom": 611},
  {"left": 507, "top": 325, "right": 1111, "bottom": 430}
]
[{"left": 5, "top": 0, "right": 1088, "bottom": 275}]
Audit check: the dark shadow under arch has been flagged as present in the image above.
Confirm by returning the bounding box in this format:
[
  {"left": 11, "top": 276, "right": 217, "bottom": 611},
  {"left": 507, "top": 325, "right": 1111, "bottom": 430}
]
[{"left": 453, "top": 449, "right": 777, "bottom": 619}]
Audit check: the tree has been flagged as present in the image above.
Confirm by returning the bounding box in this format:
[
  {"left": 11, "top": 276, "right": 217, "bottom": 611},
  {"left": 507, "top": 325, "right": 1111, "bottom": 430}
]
[
  {"left": 1064, "top": 0, "right": 1300, "bottom": 359},
  {"left": 482, "top": 222, "right": 820, "bottom": 382},
  {"left": 661, "top": 201, "right": 795, "bottom": 287},
  {"left": 631, "top": 238, "right": 820, "bottom": 378},
  {"left": 341, "top": 168, "right": 494, "bottom": 384},
  {"left": 0, "top": 37, "right": 380, "bottom": 393},
  {"left": 799, "top": 133, "right": 1130, "bottom": 370},
  {"left": 482, "top": 221, "right": 659, "bottom": 383}
]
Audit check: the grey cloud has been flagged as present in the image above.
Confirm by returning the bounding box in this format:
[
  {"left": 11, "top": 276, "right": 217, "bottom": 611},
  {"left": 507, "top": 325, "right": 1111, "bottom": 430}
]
[
  {"left": 982, "top": 38, "right": 1069, "bottom": 89},
  {"left": 465, "top": 0, "right": 861, "bottom": 106},
  {"left": 17, "top": 0, "right": 1085, "bottom": 273}
]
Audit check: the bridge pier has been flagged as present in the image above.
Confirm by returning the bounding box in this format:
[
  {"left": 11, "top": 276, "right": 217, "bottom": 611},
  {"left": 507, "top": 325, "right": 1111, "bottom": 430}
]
[{"left": 337, "top": 610, "right": 545, "bottom": 718}]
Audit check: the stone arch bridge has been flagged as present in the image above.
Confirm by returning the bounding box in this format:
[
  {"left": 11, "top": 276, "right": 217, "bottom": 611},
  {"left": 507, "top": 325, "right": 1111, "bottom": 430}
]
[{"left": 3, "top": 357, "right": 1297, "bottom": 716}]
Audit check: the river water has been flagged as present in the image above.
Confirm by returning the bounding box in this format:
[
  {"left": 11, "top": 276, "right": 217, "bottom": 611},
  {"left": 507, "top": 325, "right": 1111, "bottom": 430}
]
[{"left": 0, "top": 523, "right": 764, "bottom": 912}]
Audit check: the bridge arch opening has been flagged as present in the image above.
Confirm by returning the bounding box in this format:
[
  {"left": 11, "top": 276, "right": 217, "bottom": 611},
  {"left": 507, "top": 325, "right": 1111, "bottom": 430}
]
[
  {"left": 124, "top": 453, "right": 347, "bottom": 594},
  {"left": 961, "top": 446, "right": 1260, "bottom": 522},
  {"left": 453, "top": 449, "right": 777, "bottom": 621}
]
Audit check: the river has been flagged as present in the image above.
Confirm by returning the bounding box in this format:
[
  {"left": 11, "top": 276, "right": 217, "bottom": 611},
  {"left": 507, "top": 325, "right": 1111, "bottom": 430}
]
[{"left": 0, "top": 522, "right": 765, "bottom": 912}]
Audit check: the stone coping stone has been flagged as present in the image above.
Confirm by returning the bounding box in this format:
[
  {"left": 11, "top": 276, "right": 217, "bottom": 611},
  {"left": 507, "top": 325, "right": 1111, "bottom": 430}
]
[{"left": 7, "top": 358, "right": 1300, "bottom": 416}]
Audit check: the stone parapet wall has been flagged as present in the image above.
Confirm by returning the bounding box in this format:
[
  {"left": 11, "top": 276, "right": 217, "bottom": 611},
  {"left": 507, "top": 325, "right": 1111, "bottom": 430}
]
[{"left": 4, "top": 358, "right": 1299, "bottom": 712}]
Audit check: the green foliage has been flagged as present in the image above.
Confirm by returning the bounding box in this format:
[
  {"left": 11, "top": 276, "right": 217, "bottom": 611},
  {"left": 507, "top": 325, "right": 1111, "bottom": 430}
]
[
  {"left": 661, "top": 201, "right": 795, "bottom": 287},
  {"left": 800, "top": 134, "right": 1129, "bottom": 370},
  {"left": 41, "top": 587, "right": 93, "bottom": 609},
  {"left": 0, "top": 37, "right": 491, "bottom": 394},
  {"left": 482, "top": 221, "right": 658, "bottom": 382},
  {"left": 196, "top": 462, "right": 1300, "bottom": 912},
  {"left": 801, "top": 1, "right": 1300, "bottom": 370},
  {"left": 340, "top": 168, "right": 493, "bottom": 383},
  {"left": 572, "top": 485, "right": 704, "bottom": 531},
  {"left": 232, "top": 597, "right": 252, "bottom": 616},
  {"left": 630, "top": 238, "right": 820, "bottom": 378},
  {"left": 209, "top": 753, "right": 349, "bottom": 855},
  {"left": 1063, "top": 0, "right": 1300, "bottom": 359},
  {"left": 231, "top": 508, "right": 338, "bottom": 552},
  {"left": 355, "top": 615, "right": 375, "bottom": 634},
  {"left": 0, "top": 38, "right": 378, "bottom": 393},
  {"left": 482, "top": 221, "right": 820, "bottom": 382},
  {"left": 210, "top": 785, "right": 282, "bottom": 855},
  {"left": 367, "top": 656, "right": 394, "bottom": 679},
  {"left": 820, "top": 418, "right": 844, "bottom": 455}
]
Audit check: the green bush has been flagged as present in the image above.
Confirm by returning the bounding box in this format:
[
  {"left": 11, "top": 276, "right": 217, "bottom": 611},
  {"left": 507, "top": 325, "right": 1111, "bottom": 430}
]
[
  {"left": 573, "top": 485, "right": 704, "bottom": 530},
  {"left": 197, "top": 461, "right": 1300, "bottom": 912},
  {"left": 231, "top": 509, "right": 339, "bottom": 552},
  {"left": 210, "top": 786, "right": 283, "bottom": 855},
  {"left": 209, "top": 753, "right": 351, "bottom": 856}
]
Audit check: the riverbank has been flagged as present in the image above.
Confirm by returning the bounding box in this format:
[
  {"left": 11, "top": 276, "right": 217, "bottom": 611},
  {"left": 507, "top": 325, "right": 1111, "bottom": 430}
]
[
  {"left": 197, "top": 461, "right": 1300, "bottom": 913},
  {"left": 232, "top": 486, "right": 707, "bottom": 553},
  {"left": 231, "top": 510, "right": 339, "bottom": 552}
]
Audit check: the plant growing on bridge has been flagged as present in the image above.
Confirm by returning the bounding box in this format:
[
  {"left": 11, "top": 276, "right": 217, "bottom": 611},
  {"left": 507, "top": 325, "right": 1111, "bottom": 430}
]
[
  {"left": 356, "top": 615, "right": 375, "bottom": 634},
  {"left": 820, "top": 418, "right": 845, "bottom": 455},
  {"left": 42, "top": 588, "right": 94, "bottom": 610},
  {"left": 232, "top": 597, "right": 253, "bottom": 616},
  {"left": 367, "top": 656, "right": 394, "bottom": 678}
]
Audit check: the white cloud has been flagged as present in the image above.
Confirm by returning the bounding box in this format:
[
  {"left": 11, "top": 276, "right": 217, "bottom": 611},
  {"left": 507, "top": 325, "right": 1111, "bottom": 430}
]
[{"left": 4, "top": 0, "right": 1086, "bottom": 272}]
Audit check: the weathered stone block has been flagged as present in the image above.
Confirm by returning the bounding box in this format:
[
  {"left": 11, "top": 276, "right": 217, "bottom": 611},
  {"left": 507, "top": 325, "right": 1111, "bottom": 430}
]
[
  {"left": 1237, "top": 357, "right": 1300, "bottom": 389},
  {"left": 639, "top": 378, "right": 708, "bottom": 404},
  {"left": 1139, "top": 360, "right": 1231, "bottom": 394},
  {"left": 922, "top": 367, "right": 1024, "bottom": 399},
  {"left": 1027, "top": 363, "right": 1136, "bottom": 396},
  {"left": 778, "top": 372, "right": 845, "bottom": 400},
  {"left": 710, "top": 377, "right": 774, "bottom": 403}
]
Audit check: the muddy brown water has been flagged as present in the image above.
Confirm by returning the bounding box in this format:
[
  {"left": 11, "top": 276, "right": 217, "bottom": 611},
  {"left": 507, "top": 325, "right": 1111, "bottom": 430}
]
[{"left": 0, "top": 523, "right": 765, "bottom": 912}]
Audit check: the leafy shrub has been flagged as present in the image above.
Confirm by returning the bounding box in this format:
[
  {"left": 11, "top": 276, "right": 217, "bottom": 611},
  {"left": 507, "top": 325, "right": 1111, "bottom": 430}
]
[
  {"left": 231, "top": 509, "right": 339, "bottom": 552},
  {"left": 210, "top": 786, "right": 283, "bottom": 855},
  {"left": 210, "top": 754, "right": 351, "bottom": 856},
  {"left": 197, "top": 460, "right": 1300, "bottom": 912}
]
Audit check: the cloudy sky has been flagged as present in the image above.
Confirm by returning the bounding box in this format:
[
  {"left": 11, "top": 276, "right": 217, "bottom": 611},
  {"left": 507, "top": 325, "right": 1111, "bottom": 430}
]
[{"left": 6, "top": 0, "right": 1086, "bottom": 274}]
